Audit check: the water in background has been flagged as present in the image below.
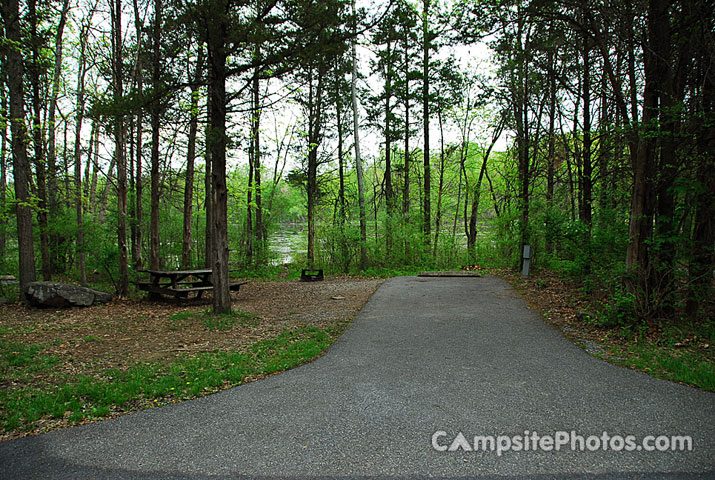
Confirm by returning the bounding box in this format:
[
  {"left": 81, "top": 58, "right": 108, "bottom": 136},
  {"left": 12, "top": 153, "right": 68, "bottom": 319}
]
[{"left": 268, "top": 224, "right": 307, "bottom": 265}]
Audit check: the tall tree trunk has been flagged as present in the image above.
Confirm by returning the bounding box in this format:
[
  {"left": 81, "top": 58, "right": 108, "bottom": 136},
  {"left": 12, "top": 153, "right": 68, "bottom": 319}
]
[
  {"left": 47, "top": 0, "right": 71, "bottom": 273},
  {"left": 686, "top": 4, "right": 715, "bottom": 319},
  {"left": 626, "top": 0, "right": 661, "bottom": 298},
  {"left": 111, "top": 0, "right": 129, "bottom": 296},
  {"left": 384, "top": 38, "right": 393, "bottom": 255},
  {"left": 545, "top": 48, "right": 556, "bottom": 255},
  {"left": 352, "top": 0, "right": 367, "bottom": 269},
  {"left": 131, "top": 0, "right": 144, "bottom": 268},
  {"left": 403, "top": 27, "right": 410, "bottom": 224},
  {"left": 73, "top": 19, "right": 90, "bottom": 286},
  {"left": 83, "top": 122, "right": 96, "bottom": 211},
  {"left": 421, "top": 0, "right": 431, "bottom": 249},
  {"left": 581, "top": 27, "right": 592, "bottom": 274},
  {"left": 182, "top": 46, "right": 202, "bottom": 268},
  {"left": 149, "top": 0, "right": 162, "bottom": 270},
  {"left": 204, "top": 95, "right": 213, "bottom": 269},
  {"left": 0, "top": 85, "right": 7, "bottom": 260},
  {"left": 252, "top": 58, "right": 264, "bottom": 260},
  {"left": 651, "top": 0, "right": 679, "bottom": 318},
  {"left": 28, "top": 0, "right": 51, "bottom": 281},
  {"left": 433, "top": 108, "right": 445, "bottom": 256},
  {"left": 2, "top": 0, "right": 37, "bottom": 294},
  {"left": 246, "top": 127, "right": 254, "bottom": 260},
  {"left": 206, "top": 0, "right": 231, "bottom": 313},
  {"left": 468, "top": 117, "right": 503, "bottom": 256},
  {"left": 306, "top": 63, "right": 326, "bottom": 267},
  {"left": 336, "top": 94, "right": 348, "bottom": 272}
]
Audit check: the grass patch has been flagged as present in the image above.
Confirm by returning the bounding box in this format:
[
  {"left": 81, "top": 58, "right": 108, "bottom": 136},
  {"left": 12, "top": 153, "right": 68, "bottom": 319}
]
[
  {"left": 201, "top": 310, "right": 259, "bottom": 331},
  {"left": 604, "top": 343, "right": 715, "bottom": 391},
  {"left": 0, "top": 326, "right": 338, "bottom": 437}
]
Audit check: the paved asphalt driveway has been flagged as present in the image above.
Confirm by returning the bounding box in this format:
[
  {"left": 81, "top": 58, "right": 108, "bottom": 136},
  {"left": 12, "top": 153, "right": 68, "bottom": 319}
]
[{"left": 1, "top": 276, "right": 714, "bottom": 479}]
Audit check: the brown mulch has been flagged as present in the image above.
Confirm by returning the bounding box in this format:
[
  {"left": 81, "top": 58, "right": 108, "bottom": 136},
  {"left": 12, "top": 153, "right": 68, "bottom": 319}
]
[{"left": 0, "top": 277, "right": 383, "bottom": 381}]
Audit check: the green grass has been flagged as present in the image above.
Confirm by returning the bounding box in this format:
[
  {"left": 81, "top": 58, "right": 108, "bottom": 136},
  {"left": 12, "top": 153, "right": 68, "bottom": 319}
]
[
  {"left": 603, "top": 342, "right": 715, "bottom": 391},
  {"left": 0, "top": 326, "right": 338, "bottom": 435}
]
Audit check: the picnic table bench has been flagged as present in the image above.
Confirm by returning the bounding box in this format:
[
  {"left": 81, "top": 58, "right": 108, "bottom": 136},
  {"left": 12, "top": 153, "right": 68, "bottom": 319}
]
[{"left": 135, "top": 269, "right": 246, "bottom": 299}]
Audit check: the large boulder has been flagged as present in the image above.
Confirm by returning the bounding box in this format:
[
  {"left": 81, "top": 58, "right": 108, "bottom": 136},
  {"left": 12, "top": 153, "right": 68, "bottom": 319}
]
[{"left": 24, "top": 282, "right": 113, "bottom": 308}]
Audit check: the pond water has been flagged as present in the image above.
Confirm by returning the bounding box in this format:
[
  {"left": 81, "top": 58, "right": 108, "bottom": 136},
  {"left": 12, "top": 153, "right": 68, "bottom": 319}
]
[{"left": 268, "top": 224, "right": 308, "bottom": 265}]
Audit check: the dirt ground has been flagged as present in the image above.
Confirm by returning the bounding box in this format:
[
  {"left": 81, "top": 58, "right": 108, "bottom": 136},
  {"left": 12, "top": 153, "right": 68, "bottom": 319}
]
[{"left": 0, "top": 277, "right": 384, "bottom": 376}]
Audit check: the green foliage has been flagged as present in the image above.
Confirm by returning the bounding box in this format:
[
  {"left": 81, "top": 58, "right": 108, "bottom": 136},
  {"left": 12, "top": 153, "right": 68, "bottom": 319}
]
[
  {"left": 606, "top": 343, "right": 715, "bottom": 391},
  {"left": 0, "top": 326, "right": 338, "bottom": 434}
]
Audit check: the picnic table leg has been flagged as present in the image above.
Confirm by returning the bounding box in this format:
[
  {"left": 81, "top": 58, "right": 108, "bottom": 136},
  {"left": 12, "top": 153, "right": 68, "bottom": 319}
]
[{"left": 149, "top": 275, "right": 161, "bottom": 300}]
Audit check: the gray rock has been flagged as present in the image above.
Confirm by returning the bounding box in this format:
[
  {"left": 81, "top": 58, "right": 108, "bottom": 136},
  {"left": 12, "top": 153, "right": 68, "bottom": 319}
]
[{"left": 24, "top": 282, "right": 113, "bottom": 308}]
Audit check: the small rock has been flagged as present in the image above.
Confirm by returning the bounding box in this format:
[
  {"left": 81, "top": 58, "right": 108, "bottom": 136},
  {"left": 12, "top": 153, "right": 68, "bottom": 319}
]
[{"left": 331, "top": 296, "right": 345, "bottom": 300}]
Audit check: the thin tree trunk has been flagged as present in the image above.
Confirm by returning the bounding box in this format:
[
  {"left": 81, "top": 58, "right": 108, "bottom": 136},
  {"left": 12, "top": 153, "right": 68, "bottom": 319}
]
[
  {"left": 131, "top": 0, "right": 144, "bottom": 268},
  {"left": 47, "top": 0, "right": 71, "bottom": 273},
  {"left": 352, "top": 0, "right": 367, "bottom": 269},
  {"left": 336, "top": 94, "right": 348, "bottom": 272},
  {"left": 402, "top": 26, "right": 411, "bottom": 226},
  {"left": 111, "top": 0, "right": 129, "bottom": 296},
  {"left": 149, "top": 0, "right": 162, "bottom": 270},
  {"left": 433, "top": 108, "right": 445, "bottom": 256},
  {"left": 182, "top": 46, "right": 202, "bottom": 268},
  {"left": 421, "top": 0, "right": 430, "bottom": 249},
  {"left": 545, "top": 49, "right": 556, "bottom": 255},
  {"left": 73, "top": 18, "right": 91, "bottom": 286},
  {"left": 83, "top": 122, "right": 96, "bottom": 212},
  {"left": 467, "top": 117, "right": 503, "bottom": 256},
  {"left": 581, "top": 27, "right": 592, "bottom": 274},
  {"left": 252, "top": 57, "right": 264, "bottom": 260},
  {"left": 0, "top": 86, "right": 7, "bottom": 260},
  {"left": 384, "top": 38, "right": 393, "bottom": 255},
  {"left": 204, "top": 95, "right": 213, "bottom": 269}
]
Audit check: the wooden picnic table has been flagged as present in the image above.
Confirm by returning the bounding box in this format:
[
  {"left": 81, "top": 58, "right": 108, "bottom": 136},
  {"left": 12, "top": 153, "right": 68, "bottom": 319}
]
[{"left": 135, "top": 268, "right": 246, "bottom": 299}]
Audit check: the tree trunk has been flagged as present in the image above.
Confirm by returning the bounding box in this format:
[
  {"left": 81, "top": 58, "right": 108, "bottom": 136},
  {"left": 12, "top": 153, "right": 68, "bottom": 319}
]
[
  {"left": 545, "top": 48, "right": 556, "bottom": 255},
  {"left": 352, "top": 0, "right": 367, "bottom": 269},
  {"left": 336, "top": 94, "right": 348, "bottom": 272},
  {"left": 73, "top": 18, "right": 90, "bottom": 286},
  {"left": 384, "top": 38, "right": 393, "bottom": 255},
  {"left": 306, "top": 63, "right": 326, "bottom": 267},
  {"left": 0, "top": 85, "right": 7, "bottom": 260},
  {"left": 149, "top": 0, "right": 162, "bottom": 270},
  {"left": 47, "top": 0, "right": 71, "bottom": 273},
  {"left": 421, "top": 0, "right": 431, "bottom": 249},
  {"left": 204, "top": 95, "right": 214, "bottom": 269},
  {"left": 252, "top": 58, "right": 264, "bottom": 260},
  {"left": 206, "top": 0, "right": 231, "bottom": 313},
  {"left": 111, "top": 0, "right": 129, "bottom": 296},
  {"left": 402, "top": 26, "right": 411, "bottom": 225},
  {"left": 131, "top": 0, "right": 144, "bottom": 268},
  {"left": 433, "top": 108, "right": 445, "bottom": 256},
  {"left": 581, "top": 27, "right": 592, "bottom": 273},
  {"left": 182, "top": 46, "right": 202, "bottom": 268},
  {"left": 29, "top": 0, "right": 51, "bottom": 281},
  {"left": 468, "top": 116, "right": 503, "bottom": 257},
  {"left": 2, "top": 0, "right": 37, "bottom": 294}
]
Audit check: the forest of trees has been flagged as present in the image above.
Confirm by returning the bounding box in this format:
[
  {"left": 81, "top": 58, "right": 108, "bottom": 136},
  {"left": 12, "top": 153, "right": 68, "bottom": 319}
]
[{"left": 0, "top": 0, "right": 712, "bottom": 321}]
